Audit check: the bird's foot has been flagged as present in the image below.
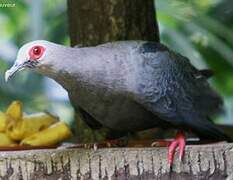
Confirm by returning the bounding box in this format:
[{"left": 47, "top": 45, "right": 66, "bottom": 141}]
[
  {"left": 168, "top": 131, "right": 186, "bottom": 168},
  {"left": 151, "top": 131, "right": 186, "bottom": 168}
]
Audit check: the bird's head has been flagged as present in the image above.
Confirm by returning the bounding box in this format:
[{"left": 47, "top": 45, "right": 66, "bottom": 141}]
[{"left": 5, "top": 40, "right": 58, "bottom": 81}]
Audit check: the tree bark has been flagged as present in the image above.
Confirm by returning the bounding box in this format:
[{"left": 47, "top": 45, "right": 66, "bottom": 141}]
[
  {"left": 0, "top": 143, "right": 233, "bottom": 179},
  {"left": 67, "top": 0, "right": 159, "bottom": 46}
]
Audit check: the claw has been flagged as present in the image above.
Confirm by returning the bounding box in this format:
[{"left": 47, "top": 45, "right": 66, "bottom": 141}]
[
  {"left": 150, "top": 132, "right": 186, "bottom": 168},
  {"left": 168, "top": 139, "right": 178, "bottom": 167},
  {"left": 168, "top": 131, "right": 186, "bottom": 167}
]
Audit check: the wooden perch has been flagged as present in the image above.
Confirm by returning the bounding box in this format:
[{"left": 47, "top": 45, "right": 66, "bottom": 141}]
[{"left": 0, "top": 143, "right": 233, "bottom": 179}]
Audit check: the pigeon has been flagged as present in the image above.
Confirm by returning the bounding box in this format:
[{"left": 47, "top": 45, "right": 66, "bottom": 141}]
[{"left": 5, "top": 40, "right": 230, "bottom": 166}]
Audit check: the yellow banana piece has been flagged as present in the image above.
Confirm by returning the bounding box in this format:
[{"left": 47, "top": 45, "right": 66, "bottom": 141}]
[
  {"left": 21, "top": 121, "right": 72, "bottom": 146},
  {"left": 0, "top": 132, "right": 16, "bottom": 146},
  {"left": 6, "top": 101, "right": 23, "bottom": 121},
  {"left": 0, "top": 101, "right": 23, "bottom": 133},
  {"left": 0, "top": 112, "right": 7, "bottom": 132},
  {"left": 6, "top": 112, "right": 58, "bottom": 141}
]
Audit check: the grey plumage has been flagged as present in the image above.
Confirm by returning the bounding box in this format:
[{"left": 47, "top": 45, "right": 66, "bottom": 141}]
[{"left": 6, "top": 40, "right": 230, "bottom": 141}]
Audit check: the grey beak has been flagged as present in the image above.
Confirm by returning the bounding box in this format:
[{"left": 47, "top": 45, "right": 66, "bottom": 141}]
[{"left": 5, "top": 62, "right": 24, "bottom": 82}]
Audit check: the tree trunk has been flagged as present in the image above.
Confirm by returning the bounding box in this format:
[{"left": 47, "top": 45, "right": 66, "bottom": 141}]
[
  {"left": 0, "top": 143, "right": 233, "bottom": 179},
  {"left": 67, "top": 0, "right": 159, "bottom": 46}
]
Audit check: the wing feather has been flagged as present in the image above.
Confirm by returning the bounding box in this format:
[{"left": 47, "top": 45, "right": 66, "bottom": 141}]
[{"left": 134, "top": 43, "right": 222, "bottom": 126}]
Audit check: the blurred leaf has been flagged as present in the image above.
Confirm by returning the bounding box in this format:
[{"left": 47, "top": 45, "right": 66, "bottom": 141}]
[{"left": 0, "top": 0, "right": 69, "bottom": 113}]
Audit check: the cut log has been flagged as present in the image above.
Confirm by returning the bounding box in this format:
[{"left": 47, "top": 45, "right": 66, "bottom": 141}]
[{"left": 0, "top": 143, "right": 233, "bottom": 179}]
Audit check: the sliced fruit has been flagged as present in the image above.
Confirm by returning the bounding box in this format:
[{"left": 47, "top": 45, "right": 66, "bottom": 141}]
[
  {"left": 21, "top": 121, "right": 72, "bottom": 146},
  {"left": 0, "top": 133, "right": 17, "bottom": 146},
  {"left": 6, "top": 112, "right": 58, "bottom": 141},
  {"left": 0, "top": 112, "right": 7, "bottom": 132},
  {"left": 6, "top": 101, "right": 23, "bottom": 120}
]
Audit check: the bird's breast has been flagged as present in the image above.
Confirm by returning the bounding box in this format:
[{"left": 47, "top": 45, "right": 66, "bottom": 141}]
[{"left": 69, "top": 84, "right": 158, "bottom": 132}]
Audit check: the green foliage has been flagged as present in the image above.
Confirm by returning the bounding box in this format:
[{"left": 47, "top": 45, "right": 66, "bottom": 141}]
[
  {"left": 0, "top": 0, "right": 69, "bottom": 113},
  {"left": 157, "top": 0, "right": 233, "bottom": 92}
]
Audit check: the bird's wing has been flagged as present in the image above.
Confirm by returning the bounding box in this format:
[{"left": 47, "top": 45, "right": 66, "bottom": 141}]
[
  {"left": 77, "top": 106, "right": 103, "bottom": 130},
  {"left": 133, "top": 43, "right": 227, "bottom": 140}
]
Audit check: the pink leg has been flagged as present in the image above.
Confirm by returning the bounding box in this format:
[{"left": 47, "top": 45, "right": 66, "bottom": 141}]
[{"left": 168, "top": 131, "right": 186, "bottom": 167}]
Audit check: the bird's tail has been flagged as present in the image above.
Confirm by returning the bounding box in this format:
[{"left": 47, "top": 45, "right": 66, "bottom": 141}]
[
  {"left": 187, "top": 117, "right": 232, "bottom": 142},
  {"left": 199, "top": 69, "right": 214, "bottom": 79}
]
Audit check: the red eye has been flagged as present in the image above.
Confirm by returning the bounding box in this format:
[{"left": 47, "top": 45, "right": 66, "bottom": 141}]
[{"left": 29, "top": 45, "right": 45, "bottom": 60}]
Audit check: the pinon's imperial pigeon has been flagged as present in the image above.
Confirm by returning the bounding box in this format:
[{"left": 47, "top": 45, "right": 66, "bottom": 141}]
[{"left": 5, "top": 40, "right": 230, "bottom": 166}]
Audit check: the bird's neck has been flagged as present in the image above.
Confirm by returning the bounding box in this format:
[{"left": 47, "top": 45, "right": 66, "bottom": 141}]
[{"left": 38, "top": 46, "right": 106, "bottom": 91}]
